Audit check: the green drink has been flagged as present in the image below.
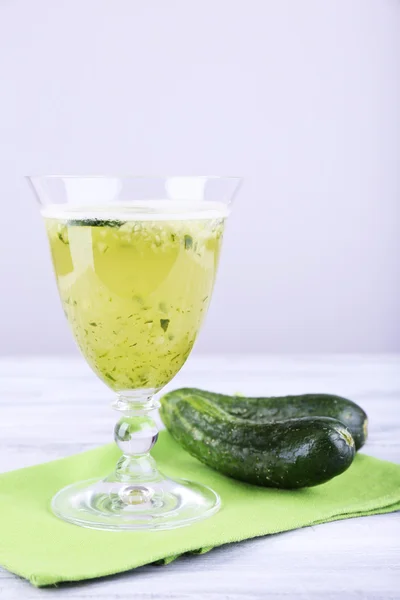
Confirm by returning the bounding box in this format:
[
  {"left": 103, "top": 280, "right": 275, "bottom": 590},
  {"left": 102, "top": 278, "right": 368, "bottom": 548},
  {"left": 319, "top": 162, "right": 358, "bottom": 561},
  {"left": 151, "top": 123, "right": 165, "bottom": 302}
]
[{"left": 45, "top": 204, "right": 225, "bottom": 391}]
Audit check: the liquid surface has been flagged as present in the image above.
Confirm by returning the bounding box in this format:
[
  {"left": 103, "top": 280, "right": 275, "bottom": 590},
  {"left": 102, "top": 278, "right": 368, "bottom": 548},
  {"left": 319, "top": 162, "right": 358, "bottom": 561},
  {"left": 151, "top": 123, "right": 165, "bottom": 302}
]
[{"left": 45, "top": 207, "right": 224, "bottom": 391}]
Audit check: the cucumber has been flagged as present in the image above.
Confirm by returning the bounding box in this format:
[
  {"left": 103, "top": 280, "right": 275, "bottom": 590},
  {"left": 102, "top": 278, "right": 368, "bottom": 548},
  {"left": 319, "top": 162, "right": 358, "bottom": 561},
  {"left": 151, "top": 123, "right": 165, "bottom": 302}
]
[
  {"left": 67, "top": 219, "right": 125, "bottom": 228},
  {"left": 160, "top": 390, "right": 356, "bottom": 489},
  {"left": 173, "top": 388, "right": 368, "bottom": 450}
]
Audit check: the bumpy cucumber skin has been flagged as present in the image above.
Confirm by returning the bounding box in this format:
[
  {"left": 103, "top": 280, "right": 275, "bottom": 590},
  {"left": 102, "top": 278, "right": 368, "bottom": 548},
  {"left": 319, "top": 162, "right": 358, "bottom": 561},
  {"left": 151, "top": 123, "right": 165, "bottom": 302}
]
[
  {"left": 160, "top": 391, "right": 356, "bottom": 489},
  {"left": 174, "top": 388, "right": 368, "bottom": 450}
]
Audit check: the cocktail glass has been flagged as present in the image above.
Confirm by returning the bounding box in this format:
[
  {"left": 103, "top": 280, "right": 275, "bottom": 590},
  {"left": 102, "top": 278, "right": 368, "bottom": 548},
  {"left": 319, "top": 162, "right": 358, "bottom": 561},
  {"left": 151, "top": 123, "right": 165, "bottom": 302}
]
[{"left": 27, "top": 175, "right": 241, "bottom": 531}]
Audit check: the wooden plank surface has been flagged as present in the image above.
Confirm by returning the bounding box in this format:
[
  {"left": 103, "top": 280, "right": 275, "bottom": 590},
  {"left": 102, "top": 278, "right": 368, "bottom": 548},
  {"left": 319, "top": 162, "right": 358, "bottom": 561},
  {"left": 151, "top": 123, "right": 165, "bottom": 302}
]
[{"left": 0, "top": 355, "right": 399, "bottom": 599}]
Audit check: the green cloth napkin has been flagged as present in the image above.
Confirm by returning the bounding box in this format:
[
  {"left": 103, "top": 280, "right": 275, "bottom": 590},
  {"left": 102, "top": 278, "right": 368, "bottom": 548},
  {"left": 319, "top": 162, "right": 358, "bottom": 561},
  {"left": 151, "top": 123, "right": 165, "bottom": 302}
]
[{"left": 0, "top": 431, "right": 399, "bottom": 587}]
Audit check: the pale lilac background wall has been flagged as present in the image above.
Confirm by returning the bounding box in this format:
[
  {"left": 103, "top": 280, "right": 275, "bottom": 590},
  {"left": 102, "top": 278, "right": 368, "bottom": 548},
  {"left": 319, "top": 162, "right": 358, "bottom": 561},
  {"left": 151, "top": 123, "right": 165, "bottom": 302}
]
[{"left": 0, "top": 0, "right": 399, "bottom": 354}]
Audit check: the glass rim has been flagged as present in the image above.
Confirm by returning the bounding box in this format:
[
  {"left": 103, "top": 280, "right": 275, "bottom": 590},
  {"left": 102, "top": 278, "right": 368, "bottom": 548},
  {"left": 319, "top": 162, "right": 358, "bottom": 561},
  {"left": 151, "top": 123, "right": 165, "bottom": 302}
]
[{"left": 25, "top": 174, "right": 243, "bottom": 181}]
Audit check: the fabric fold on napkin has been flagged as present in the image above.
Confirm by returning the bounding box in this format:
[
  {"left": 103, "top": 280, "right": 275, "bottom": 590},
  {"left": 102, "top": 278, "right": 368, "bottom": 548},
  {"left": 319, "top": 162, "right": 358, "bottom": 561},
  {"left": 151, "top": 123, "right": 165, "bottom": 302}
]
[{"left": 0, "top": 431, "right": 399, "bottom": 587}]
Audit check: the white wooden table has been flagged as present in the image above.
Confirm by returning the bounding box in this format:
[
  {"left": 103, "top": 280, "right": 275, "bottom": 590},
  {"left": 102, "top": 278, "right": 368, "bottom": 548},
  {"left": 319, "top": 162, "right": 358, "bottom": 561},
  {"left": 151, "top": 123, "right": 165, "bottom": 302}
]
[{"left": 0, "top": 355, "right": 399, "bottom": 599}]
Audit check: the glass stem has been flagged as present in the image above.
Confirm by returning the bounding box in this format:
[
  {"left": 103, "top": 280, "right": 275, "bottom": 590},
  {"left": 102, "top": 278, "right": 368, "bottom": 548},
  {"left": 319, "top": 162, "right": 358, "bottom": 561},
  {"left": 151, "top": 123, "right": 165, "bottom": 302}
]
[{"left": 109, "top": 392, "right": 162, "bottom": 503}]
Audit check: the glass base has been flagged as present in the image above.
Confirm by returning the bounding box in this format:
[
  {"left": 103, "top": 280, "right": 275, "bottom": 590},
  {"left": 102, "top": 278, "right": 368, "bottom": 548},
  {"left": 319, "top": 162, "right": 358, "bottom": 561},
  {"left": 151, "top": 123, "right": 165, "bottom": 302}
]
[{"left": 51, "top": 476, "right": 220, "bottom": 531}]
